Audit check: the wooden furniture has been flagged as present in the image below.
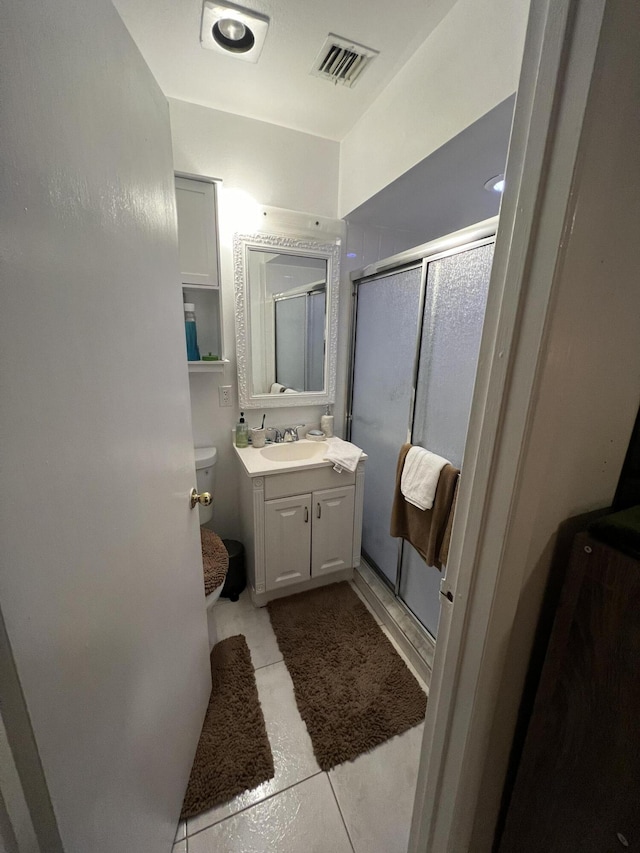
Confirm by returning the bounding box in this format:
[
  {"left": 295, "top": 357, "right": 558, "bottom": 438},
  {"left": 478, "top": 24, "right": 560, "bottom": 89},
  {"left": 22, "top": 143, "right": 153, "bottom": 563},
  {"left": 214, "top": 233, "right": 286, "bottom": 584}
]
[{"left": 499, "top": 531, "right": 640, "bottom": 851}]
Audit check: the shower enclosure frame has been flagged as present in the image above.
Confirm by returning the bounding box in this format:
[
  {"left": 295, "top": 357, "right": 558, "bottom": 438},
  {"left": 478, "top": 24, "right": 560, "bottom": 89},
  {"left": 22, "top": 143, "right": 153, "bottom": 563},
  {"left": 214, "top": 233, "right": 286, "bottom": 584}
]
[{"left": 346, "top": 217, "right": 498, "bottom": 636}]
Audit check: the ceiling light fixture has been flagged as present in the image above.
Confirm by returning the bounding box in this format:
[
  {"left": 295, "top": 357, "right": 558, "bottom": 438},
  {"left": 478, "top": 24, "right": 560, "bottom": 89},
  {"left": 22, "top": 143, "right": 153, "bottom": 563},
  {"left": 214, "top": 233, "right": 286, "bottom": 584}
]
[
  {"left": 201, "top": 1, "right": 269, "bottom": 63},
  {"left": 484, "top": 174, "right": 506, "bottom": 193}
]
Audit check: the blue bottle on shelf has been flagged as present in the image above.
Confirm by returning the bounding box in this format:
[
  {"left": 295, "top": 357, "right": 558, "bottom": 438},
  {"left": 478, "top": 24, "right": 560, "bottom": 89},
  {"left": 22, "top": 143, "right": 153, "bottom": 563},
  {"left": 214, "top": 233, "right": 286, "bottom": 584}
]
[{"left": 184, "top": 302, "right": 200, "bottom": 362}]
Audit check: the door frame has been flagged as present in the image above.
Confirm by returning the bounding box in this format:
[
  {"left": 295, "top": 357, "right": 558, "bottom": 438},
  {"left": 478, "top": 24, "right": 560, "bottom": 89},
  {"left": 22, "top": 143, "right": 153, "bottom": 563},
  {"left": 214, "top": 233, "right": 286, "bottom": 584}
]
[{"left": 409, "top": 0, "right": 616, "bottom": 849}]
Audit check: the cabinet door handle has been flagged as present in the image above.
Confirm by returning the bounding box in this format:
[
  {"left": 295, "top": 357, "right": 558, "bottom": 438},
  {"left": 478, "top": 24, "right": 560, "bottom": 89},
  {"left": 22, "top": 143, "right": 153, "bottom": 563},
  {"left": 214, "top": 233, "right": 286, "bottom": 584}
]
[
  {"left": 317, "top": 503, "right": 321, "bottom": 519},
  {"left": 304, "top": 507, "right": 309, "bottom": 523}
]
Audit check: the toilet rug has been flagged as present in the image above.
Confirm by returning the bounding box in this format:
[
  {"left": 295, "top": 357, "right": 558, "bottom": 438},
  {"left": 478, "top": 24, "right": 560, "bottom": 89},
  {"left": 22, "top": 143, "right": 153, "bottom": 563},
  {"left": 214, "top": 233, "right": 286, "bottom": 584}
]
[
  {"left": 180, "top": 634, "right": 274, "bottom": 818},
  {"left": 200, "top": 527, "right": 229, "bottom": 596}
]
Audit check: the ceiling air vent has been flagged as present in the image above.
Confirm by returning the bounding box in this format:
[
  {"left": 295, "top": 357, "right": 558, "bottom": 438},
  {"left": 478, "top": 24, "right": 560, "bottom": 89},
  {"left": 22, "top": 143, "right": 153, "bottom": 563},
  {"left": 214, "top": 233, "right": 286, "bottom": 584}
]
[{"left": 311, "top": 34, "right": 379, "bottom": 88}]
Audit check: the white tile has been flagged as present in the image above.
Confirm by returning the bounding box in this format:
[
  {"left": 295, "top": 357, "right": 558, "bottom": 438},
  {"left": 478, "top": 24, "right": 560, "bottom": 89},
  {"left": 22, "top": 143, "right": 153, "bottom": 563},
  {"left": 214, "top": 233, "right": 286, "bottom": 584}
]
[
  {"left": 187, "top": 661, "right": 320, "bottom": 835},
  {"left": 189, "top": 774, "right": 353, "bottom": 853},
  {"left": 329, "top": 724, "right": 424, "bottom": 853},
  {"left": 174, "top": 820, "right": 186, "bottom": 843},
  {"left": 172, "top": 840, "right": 187, "bottom": 853},
  {"left": 213, "top": 589, "right": 282, "bottom": 669}
]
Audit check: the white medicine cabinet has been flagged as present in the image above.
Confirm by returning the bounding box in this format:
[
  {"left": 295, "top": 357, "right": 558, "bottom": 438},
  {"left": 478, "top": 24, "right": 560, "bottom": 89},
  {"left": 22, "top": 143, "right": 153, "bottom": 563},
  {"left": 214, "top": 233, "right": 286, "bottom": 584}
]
[{"left": 175, "top": 174, "right": 227, "bottom": 372}]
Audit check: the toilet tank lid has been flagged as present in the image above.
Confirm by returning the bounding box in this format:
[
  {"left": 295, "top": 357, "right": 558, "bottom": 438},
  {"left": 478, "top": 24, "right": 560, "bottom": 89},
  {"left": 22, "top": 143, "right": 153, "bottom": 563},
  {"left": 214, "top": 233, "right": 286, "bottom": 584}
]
[{"left": 194, "top": 446, "right": 217, "bottom": 469}]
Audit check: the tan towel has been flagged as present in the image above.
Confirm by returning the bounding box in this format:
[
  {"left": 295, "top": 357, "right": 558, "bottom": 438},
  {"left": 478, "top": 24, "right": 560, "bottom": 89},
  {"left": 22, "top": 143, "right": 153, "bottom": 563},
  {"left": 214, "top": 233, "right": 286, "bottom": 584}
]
[
  {"left": 390, "top": 443, "right": 459, "bottom": 570},
  {"left": 438, "top": 475, "right": 459, "bottom": 567}
]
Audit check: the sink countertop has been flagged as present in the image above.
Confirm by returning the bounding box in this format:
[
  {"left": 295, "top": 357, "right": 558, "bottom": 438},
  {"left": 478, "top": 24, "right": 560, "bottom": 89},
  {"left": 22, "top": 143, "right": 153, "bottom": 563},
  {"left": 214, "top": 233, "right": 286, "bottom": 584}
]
[{"left": 234, "top": 439, "right": 366, "bottom": 477}]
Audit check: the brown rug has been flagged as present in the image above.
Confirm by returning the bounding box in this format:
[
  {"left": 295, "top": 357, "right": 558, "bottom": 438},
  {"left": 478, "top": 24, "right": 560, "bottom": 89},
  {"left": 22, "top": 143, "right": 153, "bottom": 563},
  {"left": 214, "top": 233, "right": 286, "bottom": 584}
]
[
  {"left": 180, "top": 635, "right": 274, "bottom": 818},
  {"left": 267, "top": 582, "right": 427, "bottom": 771},
  {"left": 200, "top": 527, "right": 229, "bottom": 596}
]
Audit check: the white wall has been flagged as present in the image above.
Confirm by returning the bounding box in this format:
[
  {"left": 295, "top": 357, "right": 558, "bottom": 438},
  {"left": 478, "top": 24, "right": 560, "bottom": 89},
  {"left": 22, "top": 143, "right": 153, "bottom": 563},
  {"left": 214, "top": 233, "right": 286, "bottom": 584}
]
[
  {"left": 338, "top": 0, "right": 529, "bottom": 217},
  {"left": 169, "top": 99, "right": 341, "bottom": 538},
  {"left": 169, "top": 99, "right": 339, "bottom": 216}
]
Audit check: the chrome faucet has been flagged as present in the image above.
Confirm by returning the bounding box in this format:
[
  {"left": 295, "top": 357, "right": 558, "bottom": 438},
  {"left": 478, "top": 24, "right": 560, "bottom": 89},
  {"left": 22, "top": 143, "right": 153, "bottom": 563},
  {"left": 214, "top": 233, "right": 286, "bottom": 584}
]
[
  {"left": 283, "top": 425, "right": 304, "bottom": 442},
  {"left": 267, "top": 427, "right": 283, "bottom": 443}
]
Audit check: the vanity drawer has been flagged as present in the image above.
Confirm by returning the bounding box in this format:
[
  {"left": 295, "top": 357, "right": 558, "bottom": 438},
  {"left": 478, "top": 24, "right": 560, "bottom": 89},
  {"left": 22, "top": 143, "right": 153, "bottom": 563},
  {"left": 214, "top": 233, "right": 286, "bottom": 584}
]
[{"left": 264, "top": 467, "right": 355, "bottom": 500}]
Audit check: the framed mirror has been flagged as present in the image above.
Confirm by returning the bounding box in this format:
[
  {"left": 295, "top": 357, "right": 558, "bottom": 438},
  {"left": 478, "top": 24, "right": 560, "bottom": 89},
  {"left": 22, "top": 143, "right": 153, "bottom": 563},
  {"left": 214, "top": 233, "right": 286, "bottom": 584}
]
[{"left": 233, "top": 232, "right": 340, "bottom": 408}]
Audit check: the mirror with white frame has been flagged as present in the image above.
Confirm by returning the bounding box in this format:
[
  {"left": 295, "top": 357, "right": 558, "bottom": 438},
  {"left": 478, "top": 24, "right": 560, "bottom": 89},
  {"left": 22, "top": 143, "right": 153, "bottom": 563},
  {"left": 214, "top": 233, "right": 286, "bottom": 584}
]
[{"left": 233, "top": 232, "right": 340, "bottom": 408}]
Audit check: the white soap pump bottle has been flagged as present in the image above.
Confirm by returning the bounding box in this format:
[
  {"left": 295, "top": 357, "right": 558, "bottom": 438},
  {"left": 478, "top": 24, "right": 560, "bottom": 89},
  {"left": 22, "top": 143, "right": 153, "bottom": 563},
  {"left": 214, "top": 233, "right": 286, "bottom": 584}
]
[{"left": 320, "top": 405, "right": 334, "bottom": 438}]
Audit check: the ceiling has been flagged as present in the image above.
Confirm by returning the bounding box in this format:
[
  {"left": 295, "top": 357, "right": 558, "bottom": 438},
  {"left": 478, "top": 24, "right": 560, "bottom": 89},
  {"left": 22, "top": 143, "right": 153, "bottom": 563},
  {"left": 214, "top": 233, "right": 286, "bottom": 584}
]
[{"left": 112, "top": 0, "right": 458, "bottom": 140}]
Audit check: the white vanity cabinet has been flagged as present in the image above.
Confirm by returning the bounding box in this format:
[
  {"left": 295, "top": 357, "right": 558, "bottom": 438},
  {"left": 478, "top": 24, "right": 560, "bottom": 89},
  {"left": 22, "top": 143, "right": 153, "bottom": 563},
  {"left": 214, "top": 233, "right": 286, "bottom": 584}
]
[
  {"left": 236, "top": 447, "right": 365, "bottom": 605},
  {"left": 264, "top": 493, "right": 312, "bottom": 591},
  {"left": 264, "top": 485, "right": 355, "bottom": 592},
  {"left": 311, "top": 486, "right": 355, "bottom": 578}
]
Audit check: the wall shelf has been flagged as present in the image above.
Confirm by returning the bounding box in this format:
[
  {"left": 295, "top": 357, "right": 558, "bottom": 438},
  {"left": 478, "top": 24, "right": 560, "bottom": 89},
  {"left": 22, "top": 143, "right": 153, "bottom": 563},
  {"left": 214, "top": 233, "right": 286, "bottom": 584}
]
[
  {"left": 188, "top": 358, "right": 229, "bottom": 374},
  {"left": 175, "top": 175, "right": 225, "bottom": 369}
]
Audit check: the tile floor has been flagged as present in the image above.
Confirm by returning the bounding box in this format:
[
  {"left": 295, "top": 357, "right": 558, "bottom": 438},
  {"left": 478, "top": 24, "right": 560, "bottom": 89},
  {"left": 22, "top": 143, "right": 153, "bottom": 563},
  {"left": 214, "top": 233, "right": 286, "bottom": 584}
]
[{"left": 174, "top": 583, "right": 427, "bottom": 853}]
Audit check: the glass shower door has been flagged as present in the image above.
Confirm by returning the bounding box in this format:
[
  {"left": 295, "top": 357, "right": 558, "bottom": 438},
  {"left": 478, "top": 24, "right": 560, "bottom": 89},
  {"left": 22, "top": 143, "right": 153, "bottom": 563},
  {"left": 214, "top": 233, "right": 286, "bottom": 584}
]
[
  {"left": 350, "top": 266, "right": 423, "bottom": 585},
  {"left": 400, "top": 242, "right": 495, "bottom": 635}
]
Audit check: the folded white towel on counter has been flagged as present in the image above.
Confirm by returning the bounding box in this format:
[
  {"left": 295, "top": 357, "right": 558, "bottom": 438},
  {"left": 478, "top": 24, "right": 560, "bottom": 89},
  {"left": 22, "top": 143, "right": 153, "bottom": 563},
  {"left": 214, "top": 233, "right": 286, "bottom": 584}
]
[
  {"left": 323, "top": 437, "right": 364, "bottom": 473},
  {"left": 401, "top": 446, "right": 450, "bottom": 510}
]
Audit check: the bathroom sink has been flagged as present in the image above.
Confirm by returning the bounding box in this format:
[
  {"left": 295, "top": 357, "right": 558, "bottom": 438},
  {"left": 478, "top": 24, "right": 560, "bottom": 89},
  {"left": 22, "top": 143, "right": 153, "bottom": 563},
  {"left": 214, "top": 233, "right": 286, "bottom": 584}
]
[{"left": 260, "top": 442, "right": 324, "bottom": 462}]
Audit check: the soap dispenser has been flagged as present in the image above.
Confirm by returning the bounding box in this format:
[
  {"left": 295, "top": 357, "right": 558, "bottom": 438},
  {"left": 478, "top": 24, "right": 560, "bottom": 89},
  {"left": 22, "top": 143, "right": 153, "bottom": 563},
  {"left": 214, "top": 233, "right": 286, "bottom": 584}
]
[
  {"left": 320, "top": 405, "right": 334, "bottom": 438},
  {"left": 235, "top": 411, "right": 249, "bottom": 448}
]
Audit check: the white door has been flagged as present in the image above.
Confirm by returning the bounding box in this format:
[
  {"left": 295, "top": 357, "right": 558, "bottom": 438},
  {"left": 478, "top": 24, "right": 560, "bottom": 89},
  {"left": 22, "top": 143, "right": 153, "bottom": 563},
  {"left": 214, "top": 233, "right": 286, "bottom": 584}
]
[
  {"left": 0, "top": 3, "right": 211, "bottom": 852},
  {"left": 311, "top": 486, "right": 356, "bottom": 577},
  {"left": 265, "top": 495, "right": 312, "bottom": 590}
]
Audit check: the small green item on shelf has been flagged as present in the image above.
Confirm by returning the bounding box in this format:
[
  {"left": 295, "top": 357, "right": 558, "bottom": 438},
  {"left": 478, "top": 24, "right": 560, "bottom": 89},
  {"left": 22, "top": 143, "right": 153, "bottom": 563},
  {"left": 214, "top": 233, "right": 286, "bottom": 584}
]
[{"left": 202, "top": 352, "right": 219, "bottom": 361}]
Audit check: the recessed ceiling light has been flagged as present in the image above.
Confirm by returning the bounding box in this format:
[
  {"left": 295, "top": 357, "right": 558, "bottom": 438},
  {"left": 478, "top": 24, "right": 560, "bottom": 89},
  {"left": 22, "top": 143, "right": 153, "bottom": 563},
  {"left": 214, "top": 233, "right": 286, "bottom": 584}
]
[
  {"left": 484, "top": 174, "right": 505, "bottom": 193},
  {"left": 201, "top": 1, "right": 269, "bottom": 63}
]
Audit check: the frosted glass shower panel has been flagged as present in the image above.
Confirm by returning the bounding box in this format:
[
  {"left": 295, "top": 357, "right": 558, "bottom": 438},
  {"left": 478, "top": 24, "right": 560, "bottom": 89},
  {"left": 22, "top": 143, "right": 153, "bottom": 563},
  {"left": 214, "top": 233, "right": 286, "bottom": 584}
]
[
  {"left": 400, "top": 241, "right": 494, "bottom": 639},
  {"left": 350, "top": 267, "right": 422, "bottom": 584},
  {"left": 275, "top": 295, "right": 306, "bottom": 390},
  {"left": 412, "top": 243, "right": 494, "bottom": 467},
  {"left": 399, "top": 543, "right": 443, "bottom": 636}
]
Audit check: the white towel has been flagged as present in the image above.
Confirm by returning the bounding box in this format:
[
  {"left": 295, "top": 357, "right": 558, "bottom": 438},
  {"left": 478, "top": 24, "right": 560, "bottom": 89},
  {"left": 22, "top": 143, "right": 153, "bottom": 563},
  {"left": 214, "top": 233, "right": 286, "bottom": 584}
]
[
  {"left": 401, "top": 446, "right": 450, "bottom": 511},
  {"left": 323, "top": 437, "right": 364, "bottom": 473},
  {"left": 270, "top": 382, "right": 298, "bottom": 395}
]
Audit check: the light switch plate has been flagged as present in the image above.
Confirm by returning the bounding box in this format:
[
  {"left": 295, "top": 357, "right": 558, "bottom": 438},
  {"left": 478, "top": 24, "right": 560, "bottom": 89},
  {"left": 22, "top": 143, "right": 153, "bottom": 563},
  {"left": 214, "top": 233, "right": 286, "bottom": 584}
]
[{"left": 219, "top": 385, "right": 232, "bottom": 407}]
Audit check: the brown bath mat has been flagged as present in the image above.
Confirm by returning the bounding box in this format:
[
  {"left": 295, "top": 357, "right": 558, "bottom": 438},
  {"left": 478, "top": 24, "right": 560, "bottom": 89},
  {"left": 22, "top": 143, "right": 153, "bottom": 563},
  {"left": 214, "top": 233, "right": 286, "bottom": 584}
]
[
  {"left": 180, "top": 635, "right": 274, "bottom": 818},
  {"left": 267, "top": 582, "right": 426, "bottom": 771}
]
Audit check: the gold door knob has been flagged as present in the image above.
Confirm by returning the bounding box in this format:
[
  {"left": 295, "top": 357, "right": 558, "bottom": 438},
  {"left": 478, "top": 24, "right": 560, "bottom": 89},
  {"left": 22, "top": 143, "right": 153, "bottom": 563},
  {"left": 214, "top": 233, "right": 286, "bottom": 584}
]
[{"left": 190, "top": 488, "right": 212, "bottom": 509}]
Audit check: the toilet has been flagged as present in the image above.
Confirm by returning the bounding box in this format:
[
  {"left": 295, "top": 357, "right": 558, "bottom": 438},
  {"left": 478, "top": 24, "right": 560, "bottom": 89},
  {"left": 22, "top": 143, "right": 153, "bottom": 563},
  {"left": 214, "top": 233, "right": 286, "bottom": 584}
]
[
  {"left": 194, "top": 446, "right": 217, "bottom": 526},
  {"left": 194, "top": 447, "right": 226, "bottom": 648}
]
